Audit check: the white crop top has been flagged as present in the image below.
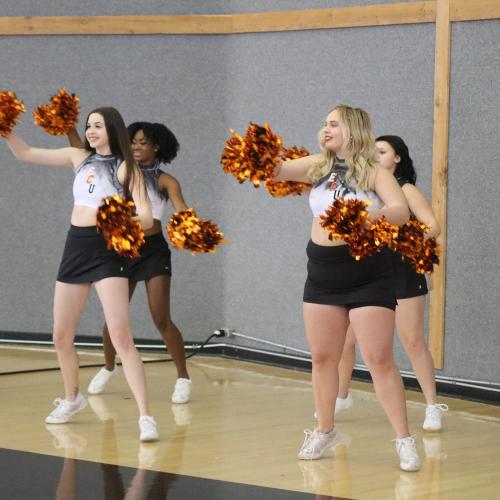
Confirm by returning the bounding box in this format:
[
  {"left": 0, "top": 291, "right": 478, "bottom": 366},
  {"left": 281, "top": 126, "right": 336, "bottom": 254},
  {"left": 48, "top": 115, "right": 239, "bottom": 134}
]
[
  {"left": 309, "top": 161, "right": 383, "bottom": 217},
  {"left": 73, "top": 153, "right": 123, "bottom": 208},
  {"left": 141, "top": 161, "right": 169, "bottom": 221}
]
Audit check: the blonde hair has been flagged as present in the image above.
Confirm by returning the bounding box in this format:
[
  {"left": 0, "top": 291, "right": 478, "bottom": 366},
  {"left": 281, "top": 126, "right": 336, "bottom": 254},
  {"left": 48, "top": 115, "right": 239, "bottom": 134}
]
[{"left": 308, "top": 104, "right": 378, "bottom": 191}]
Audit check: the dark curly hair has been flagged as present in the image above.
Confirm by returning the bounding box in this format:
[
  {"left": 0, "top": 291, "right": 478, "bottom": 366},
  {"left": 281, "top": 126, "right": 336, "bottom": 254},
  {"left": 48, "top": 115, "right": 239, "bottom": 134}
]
[
  {"left": 128, "top": 121, "right": 180, "bottom": 164},
  {"left": 376, "top": 135, "right": 416, "bottom": 185}
]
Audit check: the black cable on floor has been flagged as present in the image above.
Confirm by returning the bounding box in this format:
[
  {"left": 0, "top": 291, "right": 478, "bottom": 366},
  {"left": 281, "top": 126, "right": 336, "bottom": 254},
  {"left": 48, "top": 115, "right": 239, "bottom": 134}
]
[{"left": 0, "top": 332, "right": 221, "bottom": 376}]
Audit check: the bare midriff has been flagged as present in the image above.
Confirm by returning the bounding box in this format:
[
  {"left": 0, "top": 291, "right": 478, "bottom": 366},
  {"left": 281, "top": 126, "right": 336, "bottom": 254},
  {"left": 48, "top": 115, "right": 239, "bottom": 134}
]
[
  {"left": 311, "top": 217, "right": 348, "bottom": 247},
  {"left": 70, "top": 207, "right": 162, "bottom": 237}
]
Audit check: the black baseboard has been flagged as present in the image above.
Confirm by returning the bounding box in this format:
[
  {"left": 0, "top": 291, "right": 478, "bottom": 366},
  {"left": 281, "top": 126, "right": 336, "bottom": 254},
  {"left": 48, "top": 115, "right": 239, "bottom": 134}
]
[{"left": 2, "top": 331, "right": 498, "bottom": 406}]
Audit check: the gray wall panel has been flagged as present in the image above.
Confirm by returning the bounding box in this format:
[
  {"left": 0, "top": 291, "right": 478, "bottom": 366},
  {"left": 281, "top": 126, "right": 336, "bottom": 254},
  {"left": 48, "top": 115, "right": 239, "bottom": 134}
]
[
  {"left": 0, "top": 1, "right": 229, "bottom": 16},
  {"left": 223, "top": 24, "right": 435, "bottom": 369},
  {"left": 0, "top": 34, "right": 229, "bottom": 341},
  {"left": 445, "top": 20, "right": 500, "bottom": 383}
]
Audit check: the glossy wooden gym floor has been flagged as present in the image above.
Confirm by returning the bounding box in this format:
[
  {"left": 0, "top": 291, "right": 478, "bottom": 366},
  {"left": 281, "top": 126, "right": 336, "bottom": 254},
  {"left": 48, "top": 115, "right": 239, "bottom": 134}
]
[{"left": 0, "top": 345, "right": 499, "bottom": 499}]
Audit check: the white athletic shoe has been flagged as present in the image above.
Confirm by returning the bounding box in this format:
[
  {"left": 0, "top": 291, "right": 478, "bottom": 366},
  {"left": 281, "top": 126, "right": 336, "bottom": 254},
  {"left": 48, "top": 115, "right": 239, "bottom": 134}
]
[
  {"left": 335, "top": 393, "right": 353, "bottom": 413},
  {"left": 171, "top": 378, "right": 192, "bottom": 404},
  {"left": 394, "top": 436, "right": 421, "bottom": 472},
  {"left": 45, "top": 393, "right": 88, "bottom": 424},
  {"left": 87, "top": 366, "right": 116, "bottom": 395},
  {"left": 139, "top": 416, "right": 159, "bottom": 442},
  {"left": 314, "top": 392, "right": 353, "bottom": 419},
  {"left": 423, "top": 403, "right": 449, "bottom": 431},
  {"left": 297, "top": 428, "right": 340, "bottom": 460}
]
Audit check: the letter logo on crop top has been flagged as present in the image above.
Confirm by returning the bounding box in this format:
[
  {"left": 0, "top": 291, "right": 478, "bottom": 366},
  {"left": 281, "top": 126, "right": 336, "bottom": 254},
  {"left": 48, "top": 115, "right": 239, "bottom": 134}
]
[
  {"left": 327, "top": 172, "right": 341, "bottom": 191},
  {"left": 87, "top": 166, "right": 96, "bottom": 193}
]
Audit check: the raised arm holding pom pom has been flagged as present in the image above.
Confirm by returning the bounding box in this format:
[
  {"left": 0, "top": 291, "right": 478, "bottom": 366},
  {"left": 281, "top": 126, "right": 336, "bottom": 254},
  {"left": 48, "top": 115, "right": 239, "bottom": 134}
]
[{"left": 1, "top": 104, "right": 159, "bottom": 442}]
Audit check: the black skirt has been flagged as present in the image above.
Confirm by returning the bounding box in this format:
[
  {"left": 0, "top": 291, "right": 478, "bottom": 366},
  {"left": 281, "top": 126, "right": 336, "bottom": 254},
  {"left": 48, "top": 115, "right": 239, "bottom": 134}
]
[
  {"left": 57, "top": 225, "right": 128, "bottom": 284},
  {"left": 389, "top": 251, "right": 428, "bottom": 299},
  {"left": 303, "top": 241, "right": 397, "bottom": 310},
  {"left": 127, "top": 232, "right": 172, "bottom": 283}
]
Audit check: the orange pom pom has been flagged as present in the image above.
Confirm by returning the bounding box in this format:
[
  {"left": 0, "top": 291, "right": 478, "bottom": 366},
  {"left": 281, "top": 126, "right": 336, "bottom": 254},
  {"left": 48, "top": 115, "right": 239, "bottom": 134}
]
[
  {"left": 281, "top": 145, "right": 310, "bottom": 162},
  {"left": 391, "top": 217, "right": 440, "bottom": 273},
  {"left": 96, "top": 195, "right": 145, "bottom": 258},
  {"left": 0, "top": 90, "right": 25, "bottom": 137},
  {"left": 221, "top": 123, "right": 282, "bottom": 187},
  {"left": 167, "top": 208, "right": 226, "bottom": 254},
  {"left": 264, "top": 180, "right": 311, "bottom": 197},
  {"left": 264, "top": 145, "right": 312, "bottom": 197},
  {"left": 320, "top": 198, "right": 395, "bottom": 260},
  {"left": 33, "top": 88, "right": 80, "bottom": 136},
  {"left": 220, "top": 130, "right": 250, "bottom": 184},
  {"left": 320, "top": 198, "right": 369, "bottom": 242}
]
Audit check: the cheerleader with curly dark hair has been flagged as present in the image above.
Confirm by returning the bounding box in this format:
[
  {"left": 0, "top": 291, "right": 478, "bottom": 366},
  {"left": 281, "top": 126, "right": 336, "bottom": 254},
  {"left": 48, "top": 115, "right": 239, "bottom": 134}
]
[{"left": 81, "top": 122, "right": 193, "bottom": 404}]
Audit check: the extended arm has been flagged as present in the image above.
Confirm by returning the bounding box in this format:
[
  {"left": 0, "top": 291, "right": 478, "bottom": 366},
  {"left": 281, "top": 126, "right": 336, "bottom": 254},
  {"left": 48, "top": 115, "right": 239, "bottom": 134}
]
[
  {"left": 5, "top": 132, "right": 85, "bottom": 169},
  {"left": 159, "top": 173, "right": 189, "bottom": 213},
  {"left": 272, "top": 153, "right": 323, "bottom": 183}
]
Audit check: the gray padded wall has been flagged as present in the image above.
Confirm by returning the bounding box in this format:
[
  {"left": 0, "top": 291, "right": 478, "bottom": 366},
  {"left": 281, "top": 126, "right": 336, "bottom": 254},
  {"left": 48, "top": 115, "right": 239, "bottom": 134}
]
[
  {"left": 223, "top": 24, "right": 436, "bottom": 370},
  {"left": 445, "top": 20, "right": 500, "bottom": 383},
  {"left": 0, "top": 3, "right": 498, "bottom": 383},
  {"left": 0, "top": 34, "right": 229, "bottom": 340}
]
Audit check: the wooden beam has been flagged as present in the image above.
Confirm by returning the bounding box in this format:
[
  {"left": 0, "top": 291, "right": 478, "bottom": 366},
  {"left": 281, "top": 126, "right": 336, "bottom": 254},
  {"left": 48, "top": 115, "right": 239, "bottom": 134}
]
[
  {"left": 0, "top": 3, "right": 437, "bottom": 36},
  {"left": 231, "top": 2, "right": 436, "bottom": 33},
  {"left": 429, "top": 0, "right": 451, "bottom": 369},
  {"left": 450, "top": 0, "right": 500, "bottom": 22},
  {"left": 0, "top": 1, "right": 499, "bottom": 37},
  {"left": 0, "top": 15, "right": 231, "bottom": 36}
]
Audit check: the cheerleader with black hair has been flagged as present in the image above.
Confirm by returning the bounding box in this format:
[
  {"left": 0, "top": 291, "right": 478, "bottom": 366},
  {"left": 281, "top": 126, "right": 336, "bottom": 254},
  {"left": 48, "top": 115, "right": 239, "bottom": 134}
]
[
  {"left": 336, "top": 135, "right": 448, "bottom": 430},
  {"left": 84, "top": 122, "right": 193, "bottom": 404}
]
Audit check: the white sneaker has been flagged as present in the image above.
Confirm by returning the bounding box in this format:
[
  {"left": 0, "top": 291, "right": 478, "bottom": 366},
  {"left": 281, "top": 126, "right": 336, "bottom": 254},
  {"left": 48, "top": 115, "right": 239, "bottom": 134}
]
[
  {"left": 139, "top": 416, "right": 159, "bottom": 442},
  {"left": 45, "top": 393, "right": 88, "bottom": 424},
  {"left": 297, "top": 428, "right": 339, "bottom": 460},
  {"left": 335, "top": 393, "right": 353, "bottom": 413},
  {"left": 394, "top": 436, "right": 421, "bottom": 472},
  {"left": 313, "top": 392, "right": 353, "bottom": 419},
  {"left": 171, "top": 378, "right": 192, "bottom": 404},
  {"left": 87, "top": 366, "right": 116, "bottom": 395},
  {"left": 423, "top": 403, "right": 449, "bottom": 431}
]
